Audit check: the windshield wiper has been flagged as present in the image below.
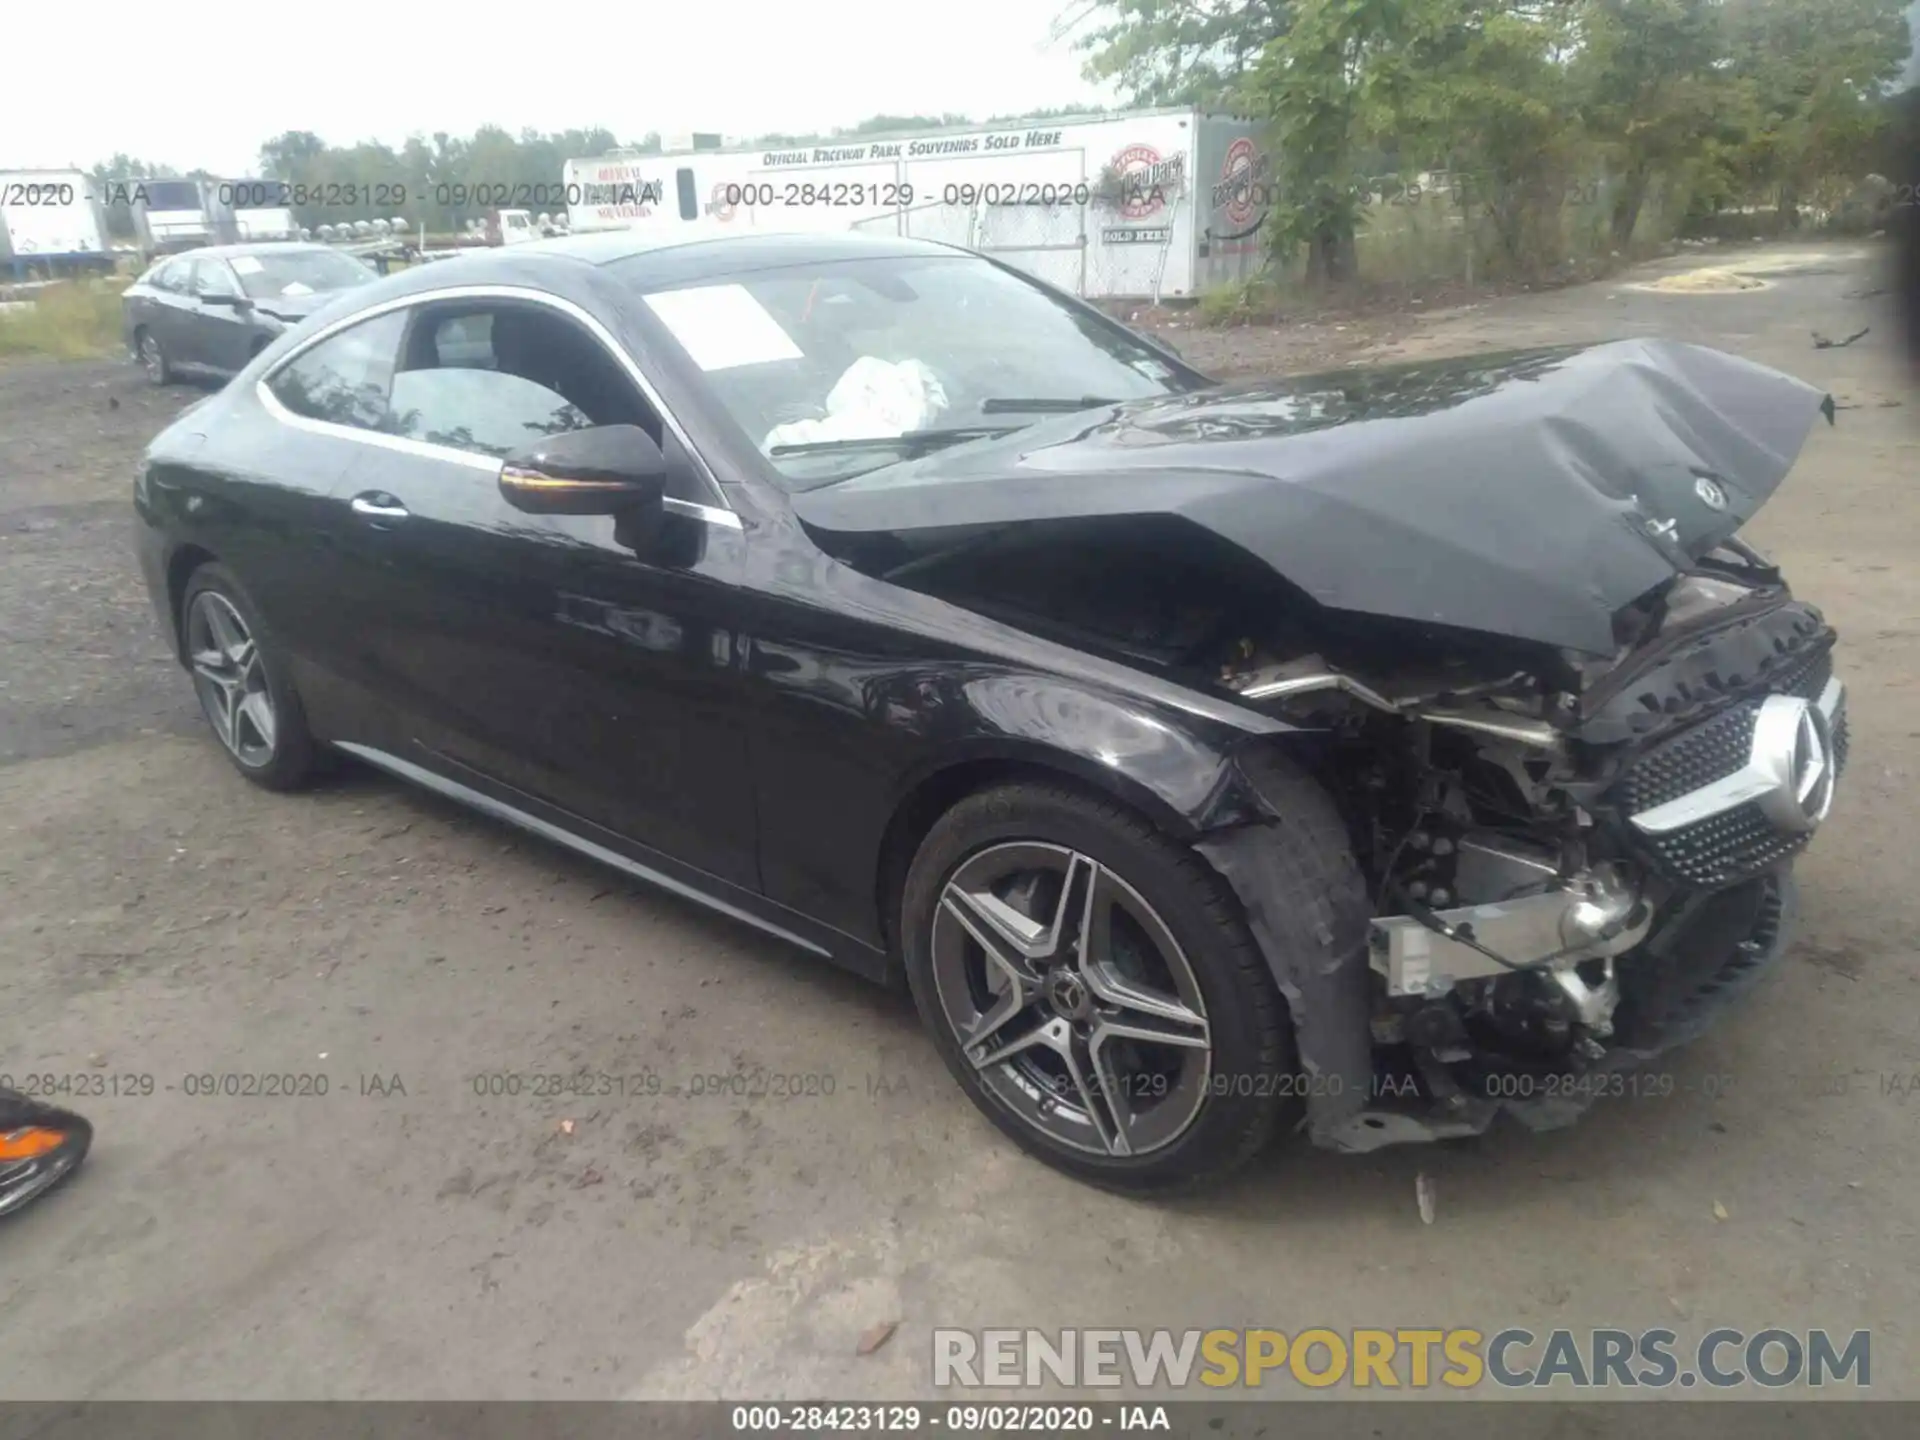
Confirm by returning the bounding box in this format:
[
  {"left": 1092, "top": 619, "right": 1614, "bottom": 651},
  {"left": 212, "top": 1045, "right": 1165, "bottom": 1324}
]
[
  {"left": 768, "top": 426, "right": 1019, "bottom": 458},
  {"left": 978, "top": 396, "right": 1123, "bottom": 414}
]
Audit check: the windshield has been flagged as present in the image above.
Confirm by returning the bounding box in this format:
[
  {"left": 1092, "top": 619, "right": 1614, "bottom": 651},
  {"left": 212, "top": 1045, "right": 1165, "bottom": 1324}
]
[
  {"left": 230, "top": 249, "right": 377, "bottom": 300},
  {"left": 624, "top": 254, "right": 1196, "bottom": 488}
]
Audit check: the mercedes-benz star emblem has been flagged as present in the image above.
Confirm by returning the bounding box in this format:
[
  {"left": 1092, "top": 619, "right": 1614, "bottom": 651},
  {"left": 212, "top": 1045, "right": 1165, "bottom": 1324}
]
[
  {"left": 1694, "top": 476, "right": 1729, "bottom": 511},
  {"left": 1753, "top": 694, "right": 1836, "bottom": 834}
]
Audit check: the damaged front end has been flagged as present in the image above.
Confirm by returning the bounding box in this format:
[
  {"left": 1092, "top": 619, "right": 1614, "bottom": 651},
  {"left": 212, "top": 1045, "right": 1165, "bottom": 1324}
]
[
  {"left": 793, "top": 336, "right": 1846, "bottom": 1151},
  {"left": 1212, "top": 550, "right": 1845, "bottom": 1151}
]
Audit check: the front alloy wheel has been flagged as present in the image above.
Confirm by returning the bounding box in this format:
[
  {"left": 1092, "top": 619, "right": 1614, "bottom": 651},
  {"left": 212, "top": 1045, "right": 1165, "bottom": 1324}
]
[
  {"left": 932, "top": 842, "right": 1212, "bottom": 1158},
  {"left": 902, "top": 781, "right": 1301, "bottom": 1193}
]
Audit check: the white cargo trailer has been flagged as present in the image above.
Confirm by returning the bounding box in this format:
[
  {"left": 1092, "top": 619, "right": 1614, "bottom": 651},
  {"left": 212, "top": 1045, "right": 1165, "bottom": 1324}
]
[
  {"left": 563, "top": 107, "right": 1274, "bottom": 301},
  {"left": 0, "top": 170, "right": 112, "bottom": 277},
  {"left": 210, "top": 180, "right": 300, "bottom": 242}
]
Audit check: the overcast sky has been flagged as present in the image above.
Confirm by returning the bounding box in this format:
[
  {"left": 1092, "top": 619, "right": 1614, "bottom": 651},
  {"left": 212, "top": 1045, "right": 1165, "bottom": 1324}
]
[
  {"left": 9, "top": 2, "right": 1913, "bottom": 179},
  {"left": 5, "top": 1, "right": 1113, "bottom": 177}
]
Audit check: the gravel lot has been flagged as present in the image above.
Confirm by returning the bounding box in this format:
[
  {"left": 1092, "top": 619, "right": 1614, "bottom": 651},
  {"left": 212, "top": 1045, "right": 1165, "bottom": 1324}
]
[{"left": 2, "top": 241, "right": 1916, "bottom": 1404}]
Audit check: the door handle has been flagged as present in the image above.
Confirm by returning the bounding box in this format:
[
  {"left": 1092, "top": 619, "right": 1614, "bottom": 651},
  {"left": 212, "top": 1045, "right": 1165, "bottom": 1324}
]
[{"left": 350, "top": 494, "right": 410, "bottom": 522}]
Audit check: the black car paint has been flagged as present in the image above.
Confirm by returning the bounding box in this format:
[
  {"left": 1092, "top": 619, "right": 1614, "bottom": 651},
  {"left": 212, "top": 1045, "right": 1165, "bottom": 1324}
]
[
  {"left": 133, "top": 232, "right": 1826, "bottom": 1146},
  {"left": 136, "top": 235, "right": 1299, "bottom": 982},
  {"left": 794, "top": 339, "right": 1834, "bottom": 657}
]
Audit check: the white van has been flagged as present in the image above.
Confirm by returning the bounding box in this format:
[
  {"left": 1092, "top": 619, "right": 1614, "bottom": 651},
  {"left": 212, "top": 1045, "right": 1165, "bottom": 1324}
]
[{"left": 562, "top": 107, "right": 1274, "bottom": 301}]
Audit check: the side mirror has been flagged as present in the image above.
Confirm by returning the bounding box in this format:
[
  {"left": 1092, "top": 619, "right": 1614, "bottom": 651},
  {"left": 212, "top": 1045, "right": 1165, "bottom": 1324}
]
[
  {"left": 499, "top": 425, "right": 667, "bottom": 516},
  {"left": 0, "top": 1090, "right": 93, "bottom": 1218}
]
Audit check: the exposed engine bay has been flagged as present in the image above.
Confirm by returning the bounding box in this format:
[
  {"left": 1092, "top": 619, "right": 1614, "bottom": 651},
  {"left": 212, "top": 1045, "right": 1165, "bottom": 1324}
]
[{"left": 824, "top": 511, "right": 1846, "bottom": 1147}]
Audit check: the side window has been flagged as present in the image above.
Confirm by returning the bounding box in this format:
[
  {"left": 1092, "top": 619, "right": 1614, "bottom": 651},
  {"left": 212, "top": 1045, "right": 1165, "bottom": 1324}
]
[
  {"left": 388, "top": 302, "right": 660, "bottom": 461},
  {"left": 429, "top": 313, "right": 494, "bottom": 369},
  {"left": 193, "top": 260, "right": 241, "bottom": 298},
  {"left": 265, "top": 310, "right": 407, "bottom": 433},
  {"left": 150, "top": 260, "right": 188, "bottom": 293},
  {"left": 387, "top": 369, "right": 593, "bottom": 458}
]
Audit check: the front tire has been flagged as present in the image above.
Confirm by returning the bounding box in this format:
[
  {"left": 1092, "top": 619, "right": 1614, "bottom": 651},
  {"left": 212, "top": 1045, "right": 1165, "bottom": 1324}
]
[
  {"left": 136, "top": 329, "right": 172, "bottom": 386},
  {"left": 901, "top": 780, "right": 1295, "bottom": 1194},
  {"left": 181, "top": 563, "right": 319, "bottom": 791}
]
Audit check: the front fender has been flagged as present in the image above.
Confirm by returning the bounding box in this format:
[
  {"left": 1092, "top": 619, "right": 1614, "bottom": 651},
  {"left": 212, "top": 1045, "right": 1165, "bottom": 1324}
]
[{"left": 912, "top": 670, "right": 1277, "bottom": 838}]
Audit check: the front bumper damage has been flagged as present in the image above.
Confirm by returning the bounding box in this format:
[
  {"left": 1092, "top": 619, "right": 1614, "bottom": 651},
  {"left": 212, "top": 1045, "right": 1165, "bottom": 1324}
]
[
  {"left": 1199, "top": 612, "right": 1848, "bottom": 1154},
  {"left": 1328, "top": 872, "right": 1798, "bottom": 1152}
]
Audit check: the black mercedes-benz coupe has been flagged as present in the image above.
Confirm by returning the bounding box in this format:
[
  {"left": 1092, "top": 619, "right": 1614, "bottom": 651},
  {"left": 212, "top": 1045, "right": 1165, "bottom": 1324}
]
[{"left": 134, "top": 229, "right": 1848, "bottom": 1191}]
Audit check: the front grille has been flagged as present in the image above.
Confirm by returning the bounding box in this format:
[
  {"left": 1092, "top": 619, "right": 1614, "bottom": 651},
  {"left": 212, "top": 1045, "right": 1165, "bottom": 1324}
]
[
  {"left": 1640, "top": 800, "right": 1810, "bottom": 888},
  {"left": 1616, "top": 702, "right": 1757, "bottom": 814},
  {"left": 1777, "top": 647, "right": 1833, "bottom": 702},
  {"left": 1613, "top": 645, "right": 1846, "bottom": 890}
]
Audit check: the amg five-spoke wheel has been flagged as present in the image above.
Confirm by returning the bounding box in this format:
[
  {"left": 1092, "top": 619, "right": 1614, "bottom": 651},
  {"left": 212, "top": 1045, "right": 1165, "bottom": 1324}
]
[
  {"left": 903, "top": 780, "right": 1308, "bottom": 1193},
  {"left": 179, "top": 564, "right": 318, "bottom": 790},
  {"left": 932, "top": 842, "right": 1212, "bottom": 1158},
  {"left": 188, "top": 590, "right": 277, "bottom": 767}
]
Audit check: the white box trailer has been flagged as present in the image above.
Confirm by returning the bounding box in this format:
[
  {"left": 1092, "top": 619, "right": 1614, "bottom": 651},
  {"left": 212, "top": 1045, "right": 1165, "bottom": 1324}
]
[
  {"left": 0, "top": 170, "right": 112, "bottom": 277},
  {"left": 563, "top": 107, "right": 1275, "bottom": 301},
  {"left": 210, "top": 180, "right": 300, "bottom": 242}
]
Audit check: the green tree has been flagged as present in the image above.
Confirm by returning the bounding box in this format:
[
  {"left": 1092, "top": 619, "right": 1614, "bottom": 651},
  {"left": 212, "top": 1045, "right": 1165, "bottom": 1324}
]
[
  {"left": 1241, "top": 0, "right": 1390, "bottom": 281},
  {"left": 1575, "top": 0, "right": 1735, "bottom": 246},
  {"left": 1074, "top": 0, "right": 1297, "bottom": 104},
  {"left": 257, "top": 131, "right": 329, "bottom": 179},
  {"left": 1721, "top": 0, "right": 1912, "bottom": 222},
  {"left": 849, "top": 113, "right": 975, "bottom": 132},
  {"left": 1382, "top": 1, "right": 1582, "bottom": 271}
]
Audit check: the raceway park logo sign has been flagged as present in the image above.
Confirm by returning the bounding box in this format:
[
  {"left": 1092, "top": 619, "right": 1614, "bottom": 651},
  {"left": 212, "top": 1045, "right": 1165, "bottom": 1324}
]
[
  {"left": 1108, "top": 145, "right": 1187, "bottom": 219},
  {"left": 1211, "top": 137, "right": 1273, "bottom": 238},
  {"left": 1213, "top": 138, "right": 1273, "bottom": 232},
  {"left": 580, "top": 164, "right": 663, "bottom": 219}
]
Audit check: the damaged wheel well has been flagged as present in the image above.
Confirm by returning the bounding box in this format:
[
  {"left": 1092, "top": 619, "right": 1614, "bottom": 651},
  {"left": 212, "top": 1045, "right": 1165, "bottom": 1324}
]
[
  {"left": 874, "top": 754, "right": 1204, "bottom": 971},
  {"left": 166, "top": 544, "right": 218, "bottom": 661}
]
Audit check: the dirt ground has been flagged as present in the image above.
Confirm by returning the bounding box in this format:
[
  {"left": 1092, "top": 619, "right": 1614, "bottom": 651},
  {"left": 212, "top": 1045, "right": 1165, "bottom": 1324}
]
[{"left": 2, "top": 241, "right": 1917, "bottom": 1404}]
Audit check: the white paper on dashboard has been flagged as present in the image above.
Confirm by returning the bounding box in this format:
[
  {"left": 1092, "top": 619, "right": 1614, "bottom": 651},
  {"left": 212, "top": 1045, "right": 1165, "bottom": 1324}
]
[{"left": 643, "top": 284, "right": 804, "bottom": 371}]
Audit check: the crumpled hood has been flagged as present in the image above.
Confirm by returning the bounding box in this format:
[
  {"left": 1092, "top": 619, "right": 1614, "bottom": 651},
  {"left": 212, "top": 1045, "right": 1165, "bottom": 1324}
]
[{"left": 792, "top": 339, "right": 1832, "bottom": 656}]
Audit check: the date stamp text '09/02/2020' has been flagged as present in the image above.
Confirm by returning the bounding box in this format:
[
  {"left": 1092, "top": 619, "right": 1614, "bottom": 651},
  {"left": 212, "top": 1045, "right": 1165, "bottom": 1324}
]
[
  {"left": 6, "top": 1066, "right": 1916, "bottom": 1104},
  {"left": 0, "top": 1068, "right": 938, "bottom": 1101},
  {"left": 1, "top": 173, "right": 1627, "bottom": 215}
]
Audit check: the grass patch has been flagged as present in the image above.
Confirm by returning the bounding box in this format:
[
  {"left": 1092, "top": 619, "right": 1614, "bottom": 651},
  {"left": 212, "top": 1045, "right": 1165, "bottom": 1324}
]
[{"left": 0, "top": 281, "right": 126, "bottom": 360}]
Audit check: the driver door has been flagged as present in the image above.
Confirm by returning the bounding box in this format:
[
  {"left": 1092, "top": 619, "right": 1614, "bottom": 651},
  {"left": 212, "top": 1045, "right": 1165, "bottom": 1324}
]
[
  {"left": 185, "top": 259, "right": 257, "bottom": 374},
  {"left": 313, "top": 298, "right": 764, "bottom": 890}
]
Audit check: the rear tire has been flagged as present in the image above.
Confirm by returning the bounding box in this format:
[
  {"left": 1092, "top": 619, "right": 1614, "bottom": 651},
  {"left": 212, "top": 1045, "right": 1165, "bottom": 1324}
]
[
  {"left": 137, "top": 329, "right": 172, "bottom": 385},
  {"left": 900, "top": 780, "right": 1296, "bottom": 1194},
  {"left": 180, "top": 563, "right": 319, "bottom": 791}
]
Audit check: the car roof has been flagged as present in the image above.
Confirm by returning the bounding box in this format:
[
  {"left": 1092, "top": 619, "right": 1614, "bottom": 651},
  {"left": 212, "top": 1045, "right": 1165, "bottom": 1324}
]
[
  {"left": 527, "top": 228, "right": 965, "bottom": 284},
  {"left": 269, "top": 230, "right": 979, "bottom": 317},
  {"left": 156, "top": 242, "right": 334, "bottom": 261}
]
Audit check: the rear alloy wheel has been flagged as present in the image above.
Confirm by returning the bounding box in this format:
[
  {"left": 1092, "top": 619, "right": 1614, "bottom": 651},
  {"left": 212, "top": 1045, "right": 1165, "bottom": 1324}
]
[
  {"left": 181, "top": 565, "right": 318, "bottom": 790},
  {"left": 902, "top": 782, "right": 1294, "bottom": 1193},
  {"left": 137, "top": 330, "right": 171, "bottom": 385}
]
